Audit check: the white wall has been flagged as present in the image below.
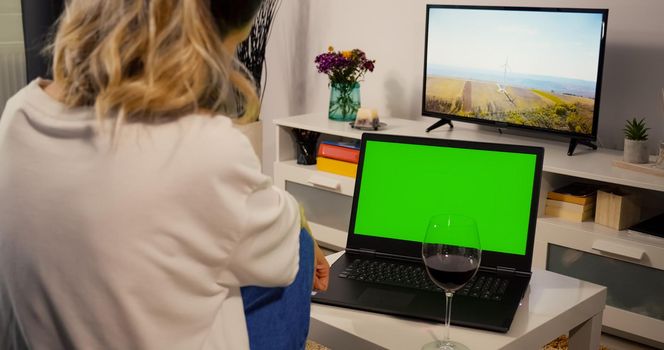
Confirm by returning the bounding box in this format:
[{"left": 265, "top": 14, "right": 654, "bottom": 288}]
[
  {"left": 261, "top": 0, "right": 664, "bottom": 175},
  {"left": 0, "top": 0, "right": 22, "bottom": 43},
  {"left": 0, "top": 0, "right": 24, "bottom": 110}
]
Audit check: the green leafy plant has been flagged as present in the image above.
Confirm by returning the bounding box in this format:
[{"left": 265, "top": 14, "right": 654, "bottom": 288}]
[{"left": 623, "top": 118, "right": 649, "bottom": 141}]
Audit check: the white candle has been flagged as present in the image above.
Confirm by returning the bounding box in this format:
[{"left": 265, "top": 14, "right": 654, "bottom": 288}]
[{"left": 357, "top": 107, "right": 378, "bottom": 120}]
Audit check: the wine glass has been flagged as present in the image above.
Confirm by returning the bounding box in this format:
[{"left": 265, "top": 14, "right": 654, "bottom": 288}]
[{"left": 421, "top": 214, "right": 481, "bottom": 350}]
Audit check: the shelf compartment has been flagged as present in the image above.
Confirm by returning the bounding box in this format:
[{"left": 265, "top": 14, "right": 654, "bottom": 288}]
[
  {"left": 536, "top": 217, "right": 664, "bottom": 267},
  {"left": 275, "top": 160, "right": 356, "bottom": 196},
  {"left": 284, "top": 181, "right": 352, "bottom": 250},
  {"left": 547, "top": 244, "right": 664, "bottom": 345}
]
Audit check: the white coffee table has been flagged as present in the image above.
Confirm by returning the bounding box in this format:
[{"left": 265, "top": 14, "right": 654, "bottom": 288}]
[{"left": 310, "top": 252, "right": 607, "bottom": 350}]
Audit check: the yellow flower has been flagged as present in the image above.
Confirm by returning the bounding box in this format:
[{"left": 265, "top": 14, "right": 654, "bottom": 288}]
[
  {"left": 328, "top": 46, "right": 334, "bottom": 52},
  {"left": 342, "top": 51, "right": 352, "bottom": 59}
]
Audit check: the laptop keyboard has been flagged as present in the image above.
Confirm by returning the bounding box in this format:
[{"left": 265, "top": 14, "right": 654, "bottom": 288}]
[
  {"left": 339, "top": 258, "right": 509, "bottom": 301},
  {"left": 457, "top": 275, "right": 510, "bottom": 301},
  {"left": 339, "top": 258, "right": 442, "bottom": 292}
]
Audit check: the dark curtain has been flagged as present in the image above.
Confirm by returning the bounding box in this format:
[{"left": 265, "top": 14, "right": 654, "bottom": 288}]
[{"left": 21, "top": 0, "right": 63, "bottom": 81}]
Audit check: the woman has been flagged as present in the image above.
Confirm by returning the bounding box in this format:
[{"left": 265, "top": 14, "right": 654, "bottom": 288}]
[{"left": 0, "top": 0, "right": 328, "bottom": 349}]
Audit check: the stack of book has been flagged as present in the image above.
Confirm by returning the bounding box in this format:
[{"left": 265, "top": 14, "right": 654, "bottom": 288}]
[
  {"left": 316, "top": 141, "right": 360, "bottom": 178},
  {"left": 545, "top": 183, "right": 598, "bottom": 222}
]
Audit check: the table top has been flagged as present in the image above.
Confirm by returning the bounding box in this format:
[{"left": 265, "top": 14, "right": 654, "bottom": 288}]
[{"left": 311, "top": 252, "right": 607, "bottom": 350}]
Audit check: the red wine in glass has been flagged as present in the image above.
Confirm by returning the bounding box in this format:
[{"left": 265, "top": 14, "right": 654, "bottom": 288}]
[
  {"left": 421, "top": 214, "right": 481, "bottom": 350},
  {"left": 424, "top": 255, "right": 479, "bottom": 291}
]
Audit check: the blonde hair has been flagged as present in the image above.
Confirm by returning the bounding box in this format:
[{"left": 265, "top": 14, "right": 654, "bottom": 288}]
[{"left": 51, "top": 0, "right": 259, "bottom": 127}]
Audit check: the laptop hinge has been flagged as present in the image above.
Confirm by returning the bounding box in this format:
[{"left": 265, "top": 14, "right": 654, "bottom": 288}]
[
  {"left": 496, "top": 266, "right": 517, "bottom": 275},
  {"left": 347, "top": 248, "right": 377, "bottom": 257},
  {"left": 494, "top": 266, "right": 531, "bottom": 278},
  {"left": 346, "top": 248, "right": 421, "bottom": 262}
]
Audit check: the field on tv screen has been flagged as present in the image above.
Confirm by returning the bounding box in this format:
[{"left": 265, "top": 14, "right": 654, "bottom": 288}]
[{"left": 425, "top": 75, "right": 595, "bottom": 135}]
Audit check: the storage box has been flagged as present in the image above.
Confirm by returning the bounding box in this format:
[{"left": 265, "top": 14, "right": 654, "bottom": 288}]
[
  {"left": 594, "top": 188, "right": 641, "bottom": 230},
  {"left": 544, "top": 199, "right": 595, "bottom": 222}
]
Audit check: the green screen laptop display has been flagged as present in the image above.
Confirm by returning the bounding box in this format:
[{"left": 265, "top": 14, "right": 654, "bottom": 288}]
[{"left": 353, "top": 140, "right": 537, "bottom": 256}]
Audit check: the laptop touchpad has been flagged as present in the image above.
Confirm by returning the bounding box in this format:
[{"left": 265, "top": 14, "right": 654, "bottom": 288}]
[{"left": 358, "top": 288, "right": 415, "bottom": 308}]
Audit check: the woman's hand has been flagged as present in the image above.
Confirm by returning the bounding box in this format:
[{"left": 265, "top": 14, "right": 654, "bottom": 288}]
[
  {"left": 312, "top": 242, "right": 330, "bottom": 292},
  {"left": 300, "top": 204, "right": 330, "bottom": 292}
]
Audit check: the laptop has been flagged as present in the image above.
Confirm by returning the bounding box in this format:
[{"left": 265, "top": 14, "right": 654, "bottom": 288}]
[{"left": 311, "top": 133, "right": 544, "bottom": 333}]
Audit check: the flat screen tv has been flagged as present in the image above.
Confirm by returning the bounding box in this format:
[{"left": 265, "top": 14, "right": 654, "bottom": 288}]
[{"left": 422, "top": 5, "right": 608, "bottom": 155}]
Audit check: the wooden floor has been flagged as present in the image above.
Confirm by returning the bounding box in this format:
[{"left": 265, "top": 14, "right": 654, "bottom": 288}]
[{"left": 600, "top": 333, "right": 658, "bottom": 350}]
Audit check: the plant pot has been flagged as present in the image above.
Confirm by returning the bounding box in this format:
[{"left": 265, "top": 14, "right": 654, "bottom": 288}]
[
  {"left": 291, "top": 128, "right": 320, "bottom": 165},
  {"left": 328, "top": 82, "right": 361, "bottom": 121},
  {"left": 623, "top": 139, "right": 649, "bottom": 164},
  {"left": 656, "top": 142, "right": 664, "bottom": 169}
]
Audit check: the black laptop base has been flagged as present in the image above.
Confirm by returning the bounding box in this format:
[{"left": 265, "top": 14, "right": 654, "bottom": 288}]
[{"left": 312, "top": 252, "right": 530, "bottom": 333}]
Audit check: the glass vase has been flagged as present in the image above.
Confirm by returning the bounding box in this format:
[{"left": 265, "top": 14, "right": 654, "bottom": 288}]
[{"left": 328, "top": 82, "right": 361, "bottom": 121}]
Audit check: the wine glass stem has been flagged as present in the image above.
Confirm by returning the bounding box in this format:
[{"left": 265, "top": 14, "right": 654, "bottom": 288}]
[{"left": 444, "top": 292, "right": 453, "bottom": 342}]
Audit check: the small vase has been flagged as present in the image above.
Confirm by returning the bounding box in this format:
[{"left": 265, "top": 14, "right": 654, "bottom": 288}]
[
  {"left": 328, "top": 82, "right": 361, "bottom": 121},
  {"left": 656, "top": 142, "right": 664, "bottom": 169},
  {"left": 623, "top": 139, "right": 649, "bottom": 164},
  {"left": 292, "top": 128, "right": 320, "bottom": 165}
]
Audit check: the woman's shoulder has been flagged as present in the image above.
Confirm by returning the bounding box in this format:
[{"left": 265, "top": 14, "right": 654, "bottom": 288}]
[
  {"left": 2, "top": 79, "right": 55, "bottom": 117},
  {"left": 177, "top": 114, "right": 254, "bottom": 154},
  {"left": 166, "top": 114, "right": 262, "bottom": 173}
]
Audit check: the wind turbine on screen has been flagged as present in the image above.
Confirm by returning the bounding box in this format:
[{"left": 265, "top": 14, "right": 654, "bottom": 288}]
[
  {"left": 497, "top": 57, "right": 516, "bottom": 106},
  {"left": 497, "top": 57, "right": 511, "bottom": 93}
]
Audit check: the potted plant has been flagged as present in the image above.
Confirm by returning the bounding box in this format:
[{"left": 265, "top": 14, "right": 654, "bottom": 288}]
[
  {"left": 233, "top": 0, "right": 282, "bottom": 162},
  {"left": 315, "top": 47, "right": 375, "bottom": 121},
  {"left": 623, "top": 117, "right": 650, "bottom": 164}
]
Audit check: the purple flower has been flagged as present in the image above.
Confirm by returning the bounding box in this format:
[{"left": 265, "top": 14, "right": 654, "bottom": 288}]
[{"left": 314, "top": 47, "right": 376, "bottom": 84}]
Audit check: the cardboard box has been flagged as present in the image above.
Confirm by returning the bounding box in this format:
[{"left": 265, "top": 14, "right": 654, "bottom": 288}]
[{"left": 594, "top": 189, "right": 641, "bottom": 230}]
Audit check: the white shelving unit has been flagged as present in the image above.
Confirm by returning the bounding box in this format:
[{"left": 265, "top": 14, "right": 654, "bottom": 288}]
[{"left": 273, "top": 113, "right": 664, "bottom": 347}]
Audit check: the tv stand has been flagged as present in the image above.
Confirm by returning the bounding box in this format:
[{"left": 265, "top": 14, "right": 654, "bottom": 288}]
[
  {"left": 568, "top": 138, "right": 598, "bottom": 156},
  {"left": 425, "top": 118, "right": 453, "bottom": 132}
]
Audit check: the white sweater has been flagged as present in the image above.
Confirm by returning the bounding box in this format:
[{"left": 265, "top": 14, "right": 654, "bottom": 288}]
[{"left": 0, "top": 80, "right": 301, "bottom": 350}]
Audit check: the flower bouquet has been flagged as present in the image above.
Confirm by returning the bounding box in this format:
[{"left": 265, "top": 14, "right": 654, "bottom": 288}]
[{"left": 315, "top": 47, "right": 375, "bottom": 121}]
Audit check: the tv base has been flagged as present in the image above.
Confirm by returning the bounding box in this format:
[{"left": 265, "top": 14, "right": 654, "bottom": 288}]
[
  {"left": 425, "top": 118, "right": 454, "bottom": 132},
  {"left": 568, "top": 138, "right": 597, "bottom": 156}
]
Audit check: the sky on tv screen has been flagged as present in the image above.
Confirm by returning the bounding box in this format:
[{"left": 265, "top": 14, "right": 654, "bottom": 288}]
[{"left": 427, "top": 8, "right": 603, "bottom": 89}]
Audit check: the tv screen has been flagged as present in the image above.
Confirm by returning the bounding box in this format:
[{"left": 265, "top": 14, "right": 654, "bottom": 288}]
[{"left": 422, "top": 5, "right": 608, "bottom": 141}]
